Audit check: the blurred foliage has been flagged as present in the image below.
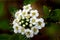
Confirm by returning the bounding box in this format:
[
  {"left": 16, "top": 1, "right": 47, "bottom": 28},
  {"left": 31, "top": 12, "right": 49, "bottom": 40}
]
[
  {"left": 19, "top": 34, "right": 31, "bottom": 40},
  {"left": 0, "top": 34, "right": 30, "bottom": 40},
  {"left": 43, "top": 6, "right": 50, "bottom": 19},
  {"left": 53, "top": 0, "right": 60, "bottom": 4},
  {"left": 50, "top": 9, "right": 60, "bottom": 21},
  {"left": 0, "top": 2, "right": 5, "bottom": 17},
  {"left": 9, "top": 34, "right": 19, "bottom": 40},
  {"left": 24, "top": 0, "right": 36, "bottom": 5},
  {"left": 9, "top": 34, "right": 30, "bottom": 40},
  {"left": 9, "top": 6, "right": 18, "bottom": 17},
  {"left": 43, "top": 6, "right": 60, "bottom": 22},
  {"left": 0, "top": 19, "right": 11, "bottom": 30},
  {"left": 43, "top": 6, "right": 60, "bottom": 40},
  {"left": 0, "top": 34, "right": 11, "bottom": 40},
  {"left": 46, "top": 23, "right": 60, "bottom": 36}
]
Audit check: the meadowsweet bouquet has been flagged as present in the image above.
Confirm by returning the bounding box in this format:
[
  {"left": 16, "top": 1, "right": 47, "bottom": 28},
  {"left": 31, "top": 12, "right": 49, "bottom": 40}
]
[{"left": 12, "top": 4, "right": 45, "bottom": 38}]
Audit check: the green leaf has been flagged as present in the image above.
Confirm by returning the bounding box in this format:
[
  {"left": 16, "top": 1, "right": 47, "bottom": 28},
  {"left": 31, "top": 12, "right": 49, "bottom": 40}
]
[
  {"left": 50, "top": 9, "right": 60, "bottom": 22},
  {"left": 0, "top": 34, "right": 11, "bottom": 40},
  {"left": 54, "top": 9, "right": 60, "bottom": 20},
  {"left": 0, "top": 19, "right": 10, "bottom": 30},
  {"left": 43, "top": 6, "right": 49, "bottom": 15},
  {"left": 43, "top": 6, "right": 50, "bottom": 19}
]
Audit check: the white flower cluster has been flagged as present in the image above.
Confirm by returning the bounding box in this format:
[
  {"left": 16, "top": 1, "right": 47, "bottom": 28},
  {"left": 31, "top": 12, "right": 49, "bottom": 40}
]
[{"left": 12, "top": 4, "right": 45, "bottom": 38}]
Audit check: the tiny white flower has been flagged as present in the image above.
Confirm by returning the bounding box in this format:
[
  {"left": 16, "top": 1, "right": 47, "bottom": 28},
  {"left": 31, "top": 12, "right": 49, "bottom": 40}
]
[
  {"left": 12, "top": 18, "right": 19, "bottom": 24},
  {"left": 38, "top": 18, "right": 45, "bottom": 27},
  {"left": 30, "top": 10, "right": 39, "bottom": 17},
  {"left": 23, "top": 4, "right": 32, "bottom": 12},
  {"left": 30, "top": 17, "right": 37, "bottom": 24},
  {"left": 13, "top": 24, "right": 20, "bottom": 33},
  {"left": 38, "top": 18, "right": 44, "bottom": 22},
  {"left": 25, "top": 29, "right": 33, "bottom": 38},
  {"left": 31, "top": 27, "right": 39, "bottom": 35},
  {"left": 17, "top": 15, "right": 22, "bottom": 20},
  {"left": 15, "top": 10, "right": 22, "bottom": 18},
  {"left": 22, "top": 10, "right": 28, "bottom": 16},
  {"left": 36, "top": 18, "right": 45, "bottom": 29}
]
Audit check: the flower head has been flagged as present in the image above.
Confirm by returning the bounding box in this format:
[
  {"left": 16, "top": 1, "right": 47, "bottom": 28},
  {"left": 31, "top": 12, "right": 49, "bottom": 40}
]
[{"left": 12, "top": 4, "right": 45, "bottom": 38}]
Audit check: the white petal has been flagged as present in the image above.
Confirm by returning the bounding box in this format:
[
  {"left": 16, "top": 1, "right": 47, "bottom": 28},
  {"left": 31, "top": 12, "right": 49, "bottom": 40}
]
[
  {"left": 14, "top": 29, "right": 18, "bottom": 33},
  {"left": 20, "top": 27, "right": 25, "bottom": 35},
  {"left": 15, "top": 10, "right": 22, "bottom": 18},
  {"left": 35, "top": 25, "right": 42, "bottom": 29},
  {"left": 13, "top": 23, "right": 19, "bottom": 28},
  {"left": 41, "top": 22, "right": 45, "bottom": 27},
  {"left": 12, "top": 19, "right": 19, "bottom": 24},
  {"left": 39, "top": 18, "right": 44, "bottom": 22}
]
